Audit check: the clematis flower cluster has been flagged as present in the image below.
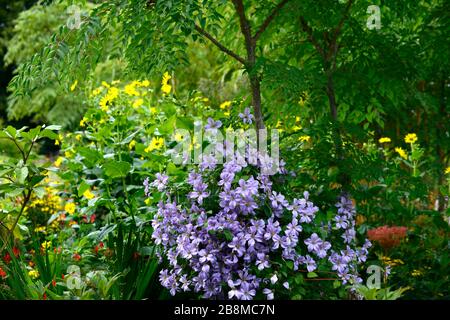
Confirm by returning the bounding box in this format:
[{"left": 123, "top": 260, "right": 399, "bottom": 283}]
[{"left": 146, "top": 117, "right": 371, "bottom": 300}]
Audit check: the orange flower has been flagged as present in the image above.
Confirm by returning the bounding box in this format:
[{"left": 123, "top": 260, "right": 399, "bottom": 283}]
[
  {"left": 72, "top": 253, "right": 81, "bottom": 261},
  {"left": 367, "top": 225, "right": 408, "bottom": 249}
]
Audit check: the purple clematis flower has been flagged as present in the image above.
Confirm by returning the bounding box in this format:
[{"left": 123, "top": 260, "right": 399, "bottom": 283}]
[
  {"left": 304, "top": 233, "right": 323, "bottom": 253},
  {"left": 150, "top": 172, "right": 169, "bottom": 192},
  {"left": 205, "top": 117, "right": 222, "bottom": 133},
  {"left": 239, "top": 107, "right": 254, "bottom": 124}
]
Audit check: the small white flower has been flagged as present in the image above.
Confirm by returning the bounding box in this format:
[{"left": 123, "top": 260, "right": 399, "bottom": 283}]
[
  {"left": 283, "top": 281, "right": 289, "bottom": 289},
  {"left": 270, "top": 274, "right": 278, "bottom": 284}
]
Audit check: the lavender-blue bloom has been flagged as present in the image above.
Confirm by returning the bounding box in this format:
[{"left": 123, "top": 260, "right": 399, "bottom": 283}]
[
  {"left": 150, "top": 172, "right": 169, "bottom": 192},
  {"left": 143, "top": 177, "right": 150, "bottom": 197},
  {"left": 205, "top": 117, "right": 222, "bottom": 133},
  {"left": 304, "top": 233, "right": 323, "bottom": 253},
  {"left": 238, "top": 107, "right": 254, "bottom": 124},
  {"left": 148, "top": 131, "right": 371, "bottom": 299}
]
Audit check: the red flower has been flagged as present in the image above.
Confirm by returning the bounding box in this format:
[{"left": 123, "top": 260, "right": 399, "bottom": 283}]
[
  {"left": 61, "top": 274, "right": 65, "bottom": 280},
  {"left": 13, "top": 247, "right": 20, "bottom": 257},
  {"left": 367, "top": 225, "right": 408, "bottom": 249},
  {"left": 43, "top": 293, "right": 47, "bottom": 300},
  {"left": 93, "top": 241, "right": 105, "bottom": 254},
  {"left": 72, "top": 253, "right": 81, "bottom": 261},
  {"left": 0, "top": 267, "right": 7, "bottom": 279},
  {"left": 3, "top": 253, "right": 11, "bottom": 264},
  {"left": 52, "top": 279, "right": 57, "bottom": 287},
  {"left": 90, "top": 214, "right": 96, "bottom": 223}
]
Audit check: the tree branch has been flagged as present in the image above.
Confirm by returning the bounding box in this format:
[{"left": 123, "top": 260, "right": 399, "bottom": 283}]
[
  {"left": 299, "top": 16, "right": 326, "bottom": 59},
  {"left": 231, "top": 0, "right": 254, "bottom": 63},
  {"left": 332, "top": 0, "right": 354, "bottom": 43},
  {"left": 194, "top": 24, "right": 246, "bottom": 65},
  {"left": 328, "top": 0, "right": 354, "bottom": 62},
  {"left": 253, "top": 0, "right": 290, "bottom": 42}
]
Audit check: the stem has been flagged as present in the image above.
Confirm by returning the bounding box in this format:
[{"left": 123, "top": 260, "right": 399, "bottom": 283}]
[
  {"left": 0, "top": 189, "right": 32, "bottom": 253},
  {"left": 122, "top": 177, "right": 135, "bottom": 224},
  {"left": 411, "top": 143, "right": 417, "bottom": 177},
  {"left": 304, "top": 278, "right": 337, "bottom": 281},
  {"left": 24, "top": 138, "right": 36, "bottom": 164},
  {"left": 9, "top": 137, "right": 26, "bottom": 162}
]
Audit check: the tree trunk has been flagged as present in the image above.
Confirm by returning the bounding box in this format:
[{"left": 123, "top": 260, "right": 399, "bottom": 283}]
[
  {"left": 326, "top": 71, "right": 350, "bottom": 189},
  {"left": 250, "top": 74, "right": 265, "bottom": 130},
  {"left": 326, "top": 73, "right": 338, "bottom": 122}
]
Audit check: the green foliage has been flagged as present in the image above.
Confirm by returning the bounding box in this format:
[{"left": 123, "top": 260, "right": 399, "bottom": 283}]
[
  {"left": 354, "top": 284, "right": 410, "bottom": 300},
  {"left": 1, "top": 0, "right": 449, "bottom": 301}
]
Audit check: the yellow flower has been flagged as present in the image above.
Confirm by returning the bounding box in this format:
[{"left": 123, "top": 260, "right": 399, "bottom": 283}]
[
  {"left": 224, "top": 111, "right": 230, "bottom": 117},
  {"left": 133, "top": 98, "right": 144, "bottom": 108},
  {"left": 112, "top": 80, "right": 121, "bottom": 85},
  {"left": 299, "top": 135, "right": 311, "bottom": 142},
  {"left": 34, "top": 226, "right": 46, "bottom": 233},
  {"left": 80, "top": 117, "right": 88, "bottom": 127},
  {"left": 149, "top": 107, "right": 157, "bottom": 114},
  {"left": 92, "top": 87, "right": 103, "bottom": 96},
  {"left": 75, "top": 134, "right": 82, "bottom": 141},
  {"left": 144, "top": 198, "right": 151, "bottom": 205},
  {"left": 295, "top": 116, "right": 301, "bottom": 123},
  {"left": 65, "top": 202, "right": 76, "bottom": 214},
  {"left": 54, "top": 157, "right": 63, "bottom": 167},
  {"left": 128, "top": 140, "right": 136, "bottom": 150},
  {"left": 395, "top": 147, "right": 408, "bottom": 159},
  {"left": 145, "top": 137, "right": 164, "bottom": 153},
  {"left": 161, "top": 72, "right": 172, "bottom": 94},
  {"left": 101, "top": 81, "right": 110, "bottom": 88},
  {"left": 140, "top": 80, "right": 150, "bottom": 87},
  {"left": 298, "top": 92, "right": 309, "bottom": 106},
  {"left": 125, "top": 83, "right": 140, "bottom": 96},
  {"left": 41, "top": 241, "right": 52, "bottom": 250},
  {"left": 70, "top": 80, "right": 78, "bottom": 92},
  {"left": 173, "top": 132, "right": 185, "bottom": 142},
  {"left": 99, "top": 87, "right": 120, "bottom": 111},
  {"left": 404, "top": 133, "right": 418, "bottom": 144},
  {"left": 64, "top": 150, "right": 73, "bottom": 158},
  {"left": 99, "top": 96, "right": 109, "bottom": 112},
  {"left": 107, "top": 87, "right": 119, "bottom": 100},
  {"left": 83, "top": 189, "right": 95, "bottom": 200},
  {"left": 445, "top": 167, "right": 450, "bottom": 175},
  {"left": 28, "top": 269, "right": 40, "bottom": 279},
  {"left": 275, "top": 120, "right": 283, "bottom": 129},
  {"left": 378, "top": 137, "right": 391, "bottom": 143},
  {"left": 411, "top": 269, "right": 423, "bottom": 277},
  {"left": 292, "top": 125, "right": 302, "bottom": 132},
  {"left": 55, "top": 139, "right": 60, "bottom": 146},
  {"left": 220, "top": 101, "right": 232, "bottom": 110}
]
